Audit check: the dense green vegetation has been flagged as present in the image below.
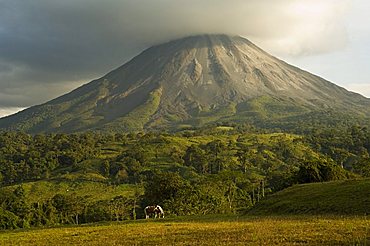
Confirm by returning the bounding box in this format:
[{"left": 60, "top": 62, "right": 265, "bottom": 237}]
[{"left": 0, "top": 125, "right": 369, "bottom": 230}]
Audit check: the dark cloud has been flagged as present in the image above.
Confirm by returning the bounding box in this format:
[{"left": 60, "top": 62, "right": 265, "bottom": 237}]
[{"left": 0, "top": 0, "right": 351, "bottom": 109}]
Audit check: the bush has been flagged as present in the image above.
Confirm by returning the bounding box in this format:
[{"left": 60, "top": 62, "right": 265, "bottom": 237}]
[
  {"left": 296, "top": 160, "right": 347, "bottom": 183},
  {"left": 0, "top": 208, "right": 20, "bottom": 230}
]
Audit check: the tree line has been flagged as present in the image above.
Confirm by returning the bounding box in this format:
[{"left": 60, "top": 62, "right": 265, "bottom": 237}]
[
  {"left": 0, "top": 186, "right": 137, "bottom": 229},
  {"left": 0, "top": 125, "right": 369, "bottom": 230}
]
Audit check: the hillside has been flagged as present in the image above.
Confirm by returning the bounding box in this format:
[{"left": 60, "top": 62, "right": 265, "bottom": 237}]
[
  {"left": 0, "top": 128, "right": 369, "bottom": 230},
  {"left": 0, "top": 131, "right": 329, "bottom": 188},
  {"left": 0, "top": 180, "right": 135, "bottom": 204},
  {"left": 249, "top": 179, "right": 370, "bottom": 215},
  {"left": 1, "top": 34, "right": 369, "bottom": 133}
]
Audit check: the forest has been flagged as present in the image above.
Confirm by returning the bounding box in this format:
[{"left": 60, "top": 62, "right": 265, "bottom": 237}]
[{"left": 0, "top": 125, "right": 369, "bottom": 229}]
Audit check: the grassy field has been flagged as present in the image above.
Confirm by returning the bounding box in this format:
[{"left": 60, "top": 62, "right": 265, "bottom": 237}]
[
  {"left": 0, "top": 215, "right": 368, "bottom": 245},
  {"left": 0, "top": 180, "right": 136, "bottom": 204},
  {"left": 250, "top": 179, "right": 370, "bottom": 215}
]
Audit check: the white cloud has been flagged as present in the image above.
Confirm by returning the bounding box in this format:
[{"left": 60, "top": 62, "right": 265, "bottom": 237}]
[
  {"left": 345, "top": 83, "right": 370, "bottom": 98},
  {"left": 0, "top": 0, "right": 356, "bottom": 108},
  {"left": 252, "top": 0, "right": 351, "bottom": 56},
  {"left": 0, "top": 107, "right": 25, "bottom": 118}
]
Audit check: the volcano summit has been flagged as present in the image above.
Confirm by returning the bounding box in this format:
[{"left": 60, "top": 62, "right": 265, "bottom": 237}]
[{"left": 1, "top": 34, "right": 369, "bottom": 133}]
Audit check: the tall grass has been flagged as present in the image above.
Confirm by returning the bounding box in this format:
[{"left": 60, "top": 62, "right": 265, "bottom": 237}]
[{"left": 1, "top": 215, "right": 368, "bottom": 245}]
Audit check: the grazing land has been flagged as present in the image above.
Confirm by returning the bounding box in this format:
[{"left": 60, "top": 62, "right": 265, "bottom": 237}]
[
  {"left": 0, "top": 215, "right": 368, "bottom": 245},
  {"left": 250, "top": 178, "right": 370, "bottom": 215}
]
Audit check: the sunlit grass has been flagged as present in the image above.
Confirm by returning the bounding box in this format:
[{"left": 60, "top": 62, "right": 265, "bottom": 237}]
[
  {"left": 1, "top": 215, "right": 368, "bottom": 245},
  {"left": 251, "top": 179, "right": 370, "bottom": 215}
]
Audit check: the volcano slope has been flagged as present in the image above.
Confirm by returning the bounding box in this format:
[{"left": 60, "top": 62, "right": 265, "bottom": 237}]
[{"left": 1, "top": 34, "right": 369, "bottom": 133}]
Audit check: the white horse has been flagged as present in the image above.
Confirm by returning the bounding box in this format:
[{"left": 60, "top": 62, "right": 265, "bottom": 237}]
[
  {"left": 154, "top": 205, "right": 164, "bottom": 218},
  {"left": 144, "top": 205, "right": 164, "bottom": 219}
]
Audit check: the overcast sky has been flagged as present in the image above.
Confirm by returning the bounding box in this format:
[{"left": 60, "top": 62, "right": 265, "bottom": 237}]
[{"left": 0, "top": 0, "right": 369, "bottom": 117}]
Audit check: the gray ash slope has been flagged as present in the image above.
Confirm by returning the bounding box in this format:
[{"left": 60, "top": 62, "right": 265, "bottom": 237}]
[{"left": 1, "top": 34, "right": 369, "bottom": 133}]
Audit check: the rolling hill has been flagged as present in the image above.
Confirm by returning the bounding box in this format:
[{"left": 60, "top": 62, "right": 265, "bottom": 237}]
[{"left": 249, "top": 179, "right": 370, "bottom": 215}]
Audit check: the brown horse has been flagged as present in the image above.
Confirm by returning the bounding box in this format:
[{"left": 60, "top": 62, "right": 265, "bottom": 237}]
[{"left": 144, "top": 205, "right": 164, "bottom": 219}]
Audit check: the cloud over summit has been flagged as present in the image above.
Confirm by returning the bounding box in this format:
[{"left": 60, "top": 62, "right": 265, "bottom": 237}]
[{"left": 0, "top": 0, "right": 352, "bottom": 109}]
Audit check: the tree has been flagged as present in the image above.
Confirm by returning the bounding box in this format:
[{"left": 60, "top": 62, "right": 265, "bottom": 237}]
[
  {"left": 296, "top": 160, "right": 347, "bottom": 183},
  {"left": 353, "top": 157, "right": 370, "bottom": 177},
  {"left": 170, "top": 147, "right": 184, "bottom": 165},
  {"left": 102, "top": 160, "right": 110, "bottom": 177},
  {"left": 4, "top": 186, "right": 30, "bottom": 228},
  {"left": 109, "top": 196, "right": 132, "bottom": 221},
  {"left": 68, "top": 195, "right": 86, "bottom": 225},
  {"left": 84, "top": 200, "right": 110, "bottom": 223},
  {"left": 52, "top": 194, "right": 70, "bottom": 224},
  {"left": 205, "top": 140, "right": 225, "bottom": 173},
  {"left": 51, "top": 194, "right": 86, "bottom": 224},
  {"left": 236, "top": 146, "right": 253, "bottom": 173},
  {"left": 124, "top": 157, "right": 143, "bottom": 183},
  {"left": 143, "top": 172, "right": 186, "bottom": 205},
  {"left": 183, "top": 145, "right": 208, "bottom": 174},
  {"left": 0, "top": 208, "right": 20, "bottom": 230},
  {"left": 206, "top": 140, "right": 225, "bottom": 159},
  {"left": 123, "top": 146, "right": 148, "bottom": 165},
  {"left": 131, "top": 184, "right": 143, "bottom": 220}
]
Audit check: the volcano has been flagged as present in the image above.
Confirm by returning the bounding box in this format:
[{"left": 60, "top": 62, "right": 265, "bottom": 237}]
[{"left": 1, "top": 34, "right": 369, "bottom": 133}]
